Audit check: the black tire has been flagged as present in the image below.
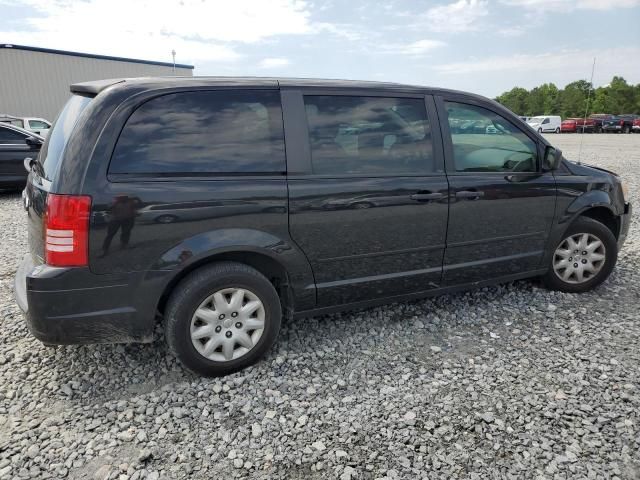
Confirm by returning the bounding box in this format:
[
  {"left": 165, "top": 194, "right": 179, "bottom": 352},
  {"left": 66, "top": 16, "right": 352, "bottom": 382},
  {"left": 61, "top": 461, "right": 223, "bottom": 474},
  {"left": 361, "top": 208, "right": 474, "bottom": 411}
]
[
  {"left": 538, "top": 127, "right": 543, "bottom": 134},
  {"left": 165, "top": 262, "right": 282, "bottom": 376},
  {"left": 543, "top": 217, "right": 618, "bottom": 293},
  {"left": 624, "top": 126, "right": 631, "bottom": 134},
  {"left": 555, "top": 127, "right": 560, "bottom": 133}
]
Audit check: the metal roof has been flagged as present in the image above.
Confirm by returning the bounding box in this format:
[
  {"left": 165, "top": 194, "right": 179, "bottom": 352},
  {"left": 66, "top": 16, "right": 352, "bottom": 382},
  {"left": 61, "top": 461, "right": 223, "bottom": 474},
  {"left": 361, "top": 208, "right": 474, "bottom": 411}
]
[{"left": 0, "top": 43, "right": 194, "bottom": 70}]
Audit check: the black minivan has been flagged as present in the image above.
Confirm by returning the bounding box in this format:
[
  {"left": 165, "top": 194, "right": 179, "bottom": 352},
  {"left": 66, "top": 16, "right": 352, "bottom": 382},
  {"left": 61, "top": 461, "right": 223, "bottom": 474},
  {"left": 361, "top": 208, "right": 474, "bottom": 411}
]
[{"left": 15, "top": 77, "right": 632, "bottom": 376}]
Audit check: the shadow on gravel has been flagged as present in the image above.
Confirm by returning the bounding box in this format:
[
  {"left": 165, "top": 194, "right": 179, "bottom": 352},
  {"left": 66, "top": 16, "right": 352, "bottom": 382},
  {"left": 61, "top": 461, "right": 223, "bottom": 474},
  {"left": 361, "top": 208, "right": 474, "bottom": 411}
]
[{"left": 17, "top": 278, "right": 551, "bottom": 406}]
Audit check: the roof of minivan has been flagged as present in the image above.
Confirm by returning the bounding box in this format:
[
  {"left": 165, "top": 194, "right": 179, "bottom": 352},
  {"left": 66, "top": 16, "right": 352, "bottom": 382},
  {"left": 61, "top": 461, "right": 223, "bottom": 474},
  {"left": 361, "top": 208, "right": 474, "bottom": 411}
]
[{"left": 69, "top": 76, "right": 486, "bottom": 100}]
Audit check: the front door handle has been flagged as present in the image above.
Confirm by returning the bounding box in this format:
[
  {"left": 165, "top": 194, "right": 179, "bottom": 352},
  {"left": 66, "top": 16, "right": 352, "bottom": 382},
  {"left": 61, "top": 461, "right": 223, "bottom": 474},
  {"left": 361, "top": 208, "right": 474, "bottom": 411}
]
[
  {"left": 410, "top": 192, "right": 445, "bottom": 201},
  {"left": 455, "top": 190, "right": 485, "bottom": 199}
]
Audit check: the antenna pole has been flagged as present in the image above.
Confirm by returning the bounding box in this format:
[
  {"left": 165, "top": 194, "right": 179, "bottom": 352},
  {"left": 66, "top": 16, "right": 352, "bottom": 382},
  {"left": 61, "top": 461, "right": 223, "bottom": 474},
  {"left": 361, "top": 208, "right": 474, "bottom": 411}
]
[{"left": 578, "top": 57, "right": 596, "bottom": 164}]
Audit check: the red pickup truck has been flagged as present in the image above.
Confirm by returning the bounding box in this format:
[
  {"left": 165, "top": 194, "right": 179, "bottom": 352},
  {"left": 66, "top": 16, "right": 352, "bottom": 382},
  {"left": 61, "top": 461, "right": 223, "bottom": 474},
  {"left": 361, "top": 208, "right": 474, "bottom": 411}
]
[{"left": 561, "top": 118, "right": 596, "bottom": 133}]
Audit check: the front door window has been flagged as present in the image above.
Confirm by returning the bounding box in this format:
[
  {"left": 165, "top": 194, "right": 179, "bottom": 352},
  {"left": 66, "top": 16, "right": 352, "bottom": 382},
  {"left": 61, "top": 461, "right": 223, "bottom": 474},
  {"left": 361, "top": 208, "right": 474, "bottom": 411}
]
[{"left": 445, "top": 102, "right": 538, "bottom": 173}]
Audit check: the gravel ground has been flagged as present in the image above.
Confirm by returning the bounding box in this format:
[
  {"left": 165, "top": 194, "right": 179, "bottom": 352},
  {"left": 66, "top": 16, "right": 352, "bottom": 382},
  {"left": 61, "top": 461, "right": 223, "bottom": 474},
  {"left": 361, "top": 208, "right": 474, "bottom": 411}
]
[{"left": 1, "top": 133, "right": 639, "bottom": 480}]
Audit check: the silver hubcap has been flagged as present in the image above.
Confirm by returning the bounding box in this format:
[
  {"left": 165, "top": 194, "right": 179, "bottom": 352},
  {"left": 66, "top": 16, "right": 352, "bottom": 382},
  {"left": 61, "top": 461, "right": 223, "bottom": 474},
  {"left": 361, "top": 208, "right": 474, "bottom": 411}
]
[
  {"left": 190, "top": 287, "right": 265, "bottom": 362},
  {"left": 553, "top": 233, "right": 606, "bottom": 284}
]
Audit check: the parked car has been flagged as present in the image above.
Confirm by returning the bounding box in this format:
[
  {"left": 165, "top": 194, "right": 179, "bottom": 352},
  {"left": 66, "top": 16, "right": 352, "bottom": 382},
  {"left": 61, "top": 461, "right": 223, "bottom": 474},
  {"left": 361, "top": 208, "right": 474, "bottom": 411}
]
[
  {"left": 561, "top": 118, "right": 596, "bottom": 133},
  {"left": 588, "top": 114, "right": 613, "bottom": 133},
  {"left": 0, "top": 123, "right": 43, "bottom": 189},
  {"left": 15, "top": 77, "right": 632, "bottom": 377},
  {"left": 0, "top": 115, "right": 51, "bottom": 137},
  {"left": 527, "top": 115, "right": 562, "bottom": 133},
  {"left": 602, "top": 115, "right": 636, "bottom": 134},
  {"left": 518, "top": 116, "right": 531, "bottom": 123},
  {"left": 560, "top": 118, "right": 578, "bottom": 133},
  {"left": 633, "top": 117, "right": 640, "bottom": 133},
  {"left": 576, "top": 118, "right": 597, "bottom": 133}
]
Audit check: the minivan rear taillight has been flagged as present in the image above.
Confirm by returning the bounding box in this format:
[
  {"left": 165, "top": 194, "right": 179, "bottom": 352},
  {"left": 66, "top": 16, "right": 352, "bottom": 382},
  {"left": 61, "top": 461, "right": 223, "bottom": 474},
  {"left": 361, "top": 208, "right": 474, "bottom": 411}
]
[{"left": 44, "top": 194, "right": 91, "bottom": 267}]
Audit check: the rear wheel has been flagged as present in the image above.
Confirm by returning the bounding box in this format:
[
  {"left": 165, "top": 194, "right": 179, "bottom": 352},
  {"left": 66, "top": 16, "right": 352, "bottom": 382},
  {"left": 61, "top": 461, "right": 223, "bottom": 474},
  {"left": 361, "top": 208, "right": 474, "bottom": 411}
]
[
  {"left": 555, "top": 127, "right": 560, "bottom": 133},
  {"left": 165, "top": 262, "right": 282, "bottom": 376},
  {"left": 543, "top": 217, "right": 617, "bottom": 293},
  {"left": 538, "top": 127, "right": 543, "bottom": 134},
  {"left": 623, "top": 126, "right": 631, "bottom": 134}
]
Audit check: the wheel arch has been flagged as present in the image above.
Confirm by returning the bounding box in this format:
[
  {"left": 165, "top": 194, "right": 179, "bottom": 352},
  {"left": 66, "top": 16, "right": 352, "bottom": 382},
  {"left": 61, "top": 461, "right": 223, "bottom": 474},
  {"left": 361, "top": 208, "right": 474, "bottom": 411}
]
[
  {"left": 541, "top": 199, "right": 620, "bottom": 272},
  {"left": 149, "top": 228, "right": 316, "bottom": 320},
  {"left": 577, "top": 206, "right": 620, "bottom": 239},
  {"left": 156, "top": 250, "right": 295, "bottom": 319}
]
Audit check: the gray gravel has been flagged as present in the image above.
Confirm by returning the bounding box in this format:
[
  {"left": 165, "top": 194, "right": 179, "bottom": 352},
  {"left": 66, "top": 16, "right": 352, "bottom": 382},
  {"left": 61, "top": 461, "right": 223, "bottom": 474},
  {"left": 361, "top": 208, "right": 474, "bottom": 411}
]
[{"left": 1, "top": 133, "right": 639, "bottom": 480}]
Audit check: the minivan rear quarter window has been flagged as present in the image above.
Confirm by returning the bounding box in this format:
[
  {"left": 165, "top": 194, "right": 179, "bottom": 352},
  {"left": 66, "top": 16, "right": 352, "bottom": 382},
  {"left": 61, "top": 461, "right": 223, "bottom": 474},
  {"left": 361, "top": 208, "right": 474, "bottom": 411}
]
[
  {"left": 109, "top": 90, "right": 285, "bottom": 175},
  {"left": 40, "top": 94, "right": 92, "bottom": 181}
]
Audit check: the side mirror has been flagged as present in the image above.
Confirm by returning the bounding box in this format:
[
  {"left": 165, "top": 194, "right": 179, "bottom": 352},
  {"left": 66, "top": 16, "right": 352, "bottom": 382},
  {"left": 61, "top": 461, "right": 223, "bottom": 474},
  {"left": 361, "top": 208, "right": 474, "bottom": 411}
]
[
  {"left": 544, "top": 146, "right": 562, "bottom": 171},
  {"left": 25, "top": 136, "right": 43, "bottom": 147}
]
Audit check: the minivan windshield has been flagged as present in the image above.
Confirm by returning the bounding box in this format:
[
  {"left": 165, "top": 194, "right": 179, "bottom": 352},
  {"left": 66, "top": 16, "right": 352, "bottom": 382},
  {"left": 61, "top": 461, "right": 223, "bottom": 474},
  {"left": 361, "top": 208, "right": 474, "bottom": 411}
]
[
  {"left": 39, "top": 95, "right": 92, "bottom": 181},
  {"left": 528, "top": 116, "right": 545, "bottom": 123}
]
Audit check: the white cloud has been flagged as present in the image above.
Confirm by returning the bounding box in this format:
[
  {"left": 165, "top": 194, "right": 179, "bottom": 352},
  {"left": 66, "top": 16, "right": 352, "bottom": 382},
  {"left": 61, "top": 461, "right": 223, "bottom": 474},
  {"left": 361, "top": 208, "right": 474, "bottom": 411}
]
[
  {"left": 423, "top": 0, "right": 489, "bottom": 33},
  {"left": 0, "top": 0, "right": 313, "bottom": 63},
  {"left": 383, "top": 39, "right": 447, "bottom": 55},
  {"left": 258, "top": 57, "right": 291, "bottom": 68},
  {"left": 434, "top": 47, "right": 640, "bottom": 84},
  {"left": 501, "top": 0, "right": 640, "bottom": 11},
  {"left": 497, "top": 26, "right": 526, "bottom": 37}
]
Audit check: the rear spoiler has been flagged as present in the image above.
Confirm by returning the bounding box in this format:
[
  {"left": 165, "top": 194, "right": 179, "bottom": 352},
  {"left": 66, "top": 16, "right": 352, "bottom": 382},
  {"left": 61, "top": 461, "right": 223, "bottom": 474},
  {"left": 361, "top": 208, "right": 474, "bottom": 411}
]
[{"left": 70, "top": 78, "right": 125, "bottom": 96}]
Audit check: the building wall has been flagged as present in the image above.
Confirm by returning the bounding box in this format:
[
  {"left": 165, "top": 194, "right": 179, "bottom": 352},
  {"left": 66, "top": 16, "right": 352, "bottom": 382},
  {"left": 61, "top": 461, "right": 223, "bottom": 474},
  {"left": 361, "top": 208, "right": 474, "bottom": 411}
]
[{"left": 0, "top": 48, "right": 193, "bottom": 121}]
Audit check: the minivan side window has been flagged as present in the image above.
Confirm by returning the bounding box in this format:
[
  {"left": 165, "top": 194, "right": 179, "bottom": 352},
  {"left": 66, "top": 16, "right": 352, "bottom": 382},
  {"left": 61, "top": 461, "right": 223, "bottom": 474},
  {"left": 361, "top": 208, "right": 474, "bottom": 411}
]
[
  {"left": 303, "top": 95, "right": 433, "bottom": 175},
  {"left": 0, "top": 126, "right": 27, "bottom": 144},
  {"left": 445, "top": 102, "right": 538, "bottom": 173},
  {"left": 110, "top": 90, "right": 285, "bottom": 175},
  {"left": 542, "top": 118, "right": 550, "bottom": 124}
]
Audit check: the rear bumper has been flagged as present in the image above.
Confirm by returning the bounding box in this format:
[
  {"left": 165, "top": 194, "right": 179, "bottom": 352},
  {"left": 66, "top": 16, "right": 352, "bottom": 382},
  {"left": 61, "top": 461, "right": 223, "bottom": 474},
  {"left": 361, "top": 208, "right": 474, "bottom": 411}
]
[
  {"left": 14, "top": 255, "right": 158, "bottom": 345},
  {"left": 602, "top": 125, "right": 623, "bottom": 132},
  {"left": 618, "top": 202, "right": 632, "bottom": 248}
]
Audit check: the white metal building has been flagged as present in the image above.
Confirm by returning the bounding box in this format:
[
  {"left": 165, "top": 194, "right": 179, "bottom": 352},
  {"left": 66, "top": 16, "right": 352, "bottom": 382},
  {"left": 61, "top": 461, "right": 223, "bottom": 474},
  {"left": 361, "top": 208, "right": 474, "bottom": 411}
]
[{"left": 0, "top": 44, "right": 194, "bottom": 121}]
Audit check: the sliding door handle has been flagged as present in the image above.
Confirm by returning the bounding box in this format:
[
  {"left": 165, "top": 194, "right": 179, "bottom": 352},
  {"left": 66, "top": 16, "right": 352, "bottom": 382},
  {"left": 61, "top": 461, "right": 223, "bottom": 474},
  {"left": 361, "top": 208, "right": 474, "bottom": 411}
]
[
  {"left": 455, "top": 190, "right": 485, "bottom": 199},
  {"left": 410, "top": 192, "right": 445, "bottom": 201}
]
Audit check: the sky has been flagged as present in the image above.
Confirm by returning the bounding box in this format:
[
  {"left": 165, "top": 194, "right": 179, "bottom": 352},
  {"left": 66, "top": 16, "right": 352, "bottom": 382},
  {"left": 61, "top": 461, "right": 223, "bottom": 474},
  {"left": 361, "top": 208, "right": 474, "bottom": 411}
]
[{"left": 1, "top": 0, "right": 640, "bottom": 98}]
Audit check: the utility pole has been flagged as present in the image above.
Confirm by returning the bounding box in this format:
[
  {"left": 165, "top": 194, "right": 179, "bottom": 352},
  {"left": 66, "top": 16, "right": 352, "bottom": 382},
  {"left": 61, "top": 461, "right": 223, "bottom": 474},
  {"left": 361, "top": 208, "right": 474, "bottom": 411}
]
[
  {"left": 171, "top": 49, "right": 176, "bottom": 74},
  {"left": 578, "top": 57, "right": 596, "bottom": 164}
]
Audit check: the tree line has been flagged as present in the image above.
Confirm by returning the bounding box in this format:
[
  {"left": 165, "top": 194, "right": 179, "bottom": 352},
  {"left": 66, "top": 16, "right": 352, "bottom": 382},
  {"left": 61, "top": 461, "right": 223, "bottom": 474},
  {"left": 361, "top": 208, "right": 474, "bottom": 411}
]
[{"left": 495, "top": 76, "right": 640, "bottom": 118}]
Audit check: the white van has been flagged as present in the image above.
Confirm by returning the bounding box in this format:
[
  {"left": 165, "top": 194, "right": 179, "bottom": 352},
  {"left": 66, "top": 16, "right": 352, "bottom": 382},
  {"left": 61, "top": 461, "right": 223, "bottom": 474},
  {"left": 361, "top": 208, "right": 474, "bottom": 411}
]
[
  {"left": 527, "top": 115, "right": 561, "bottom": 133},
  {"left": 0, "top": 115, "right": 51, "bottom": 137}
]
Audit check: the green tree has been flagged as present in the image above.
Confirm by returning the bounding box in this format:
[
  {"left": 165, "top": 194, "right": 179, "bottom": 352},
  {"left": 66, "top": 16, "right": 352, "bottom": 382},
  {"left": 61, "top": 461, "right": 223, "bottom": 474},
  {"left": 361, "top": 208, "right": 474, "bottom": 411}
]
[
  {"left": 526, "top": 86, "right": 545, "bottom": 116},
  {"left": 495, "top": 87, "right": 529, "bottom": 115},
  {"left": 559, "top": 80, "right": 592, "bottom": 118},
  {"left": 495, "top": 76, "right": 640, "bottom": 116},
  {"left": 541, "top": 83, "right": 560, "bottom": 114},
  {"left": 590, "top": 87, "right": 610, "bottom": 114}
]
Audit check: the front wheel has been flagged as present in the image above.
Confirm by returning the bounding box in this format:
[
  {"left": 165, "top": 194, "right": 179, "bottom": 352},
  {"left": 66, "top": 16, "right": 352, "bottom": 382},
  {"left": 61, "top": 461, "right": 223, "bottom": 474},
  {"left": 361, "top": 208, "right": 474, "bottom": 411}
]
[
  {"left": 543, "top": 217, "right": 617, "bottom": 293},
  {"left": 165, "top": 262, "right": 282, "bottom": 376}
]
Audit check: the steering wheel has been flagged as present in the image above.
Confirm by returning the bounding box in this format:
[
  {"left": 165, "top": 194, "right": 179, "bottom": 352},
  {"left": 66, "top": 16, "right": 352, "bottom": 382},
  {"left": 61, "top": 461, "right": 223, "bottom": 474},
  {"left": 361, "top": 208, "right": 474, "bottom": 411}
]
[{"left": 503, "top": 152, "right": 532, "bottom": 172}]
